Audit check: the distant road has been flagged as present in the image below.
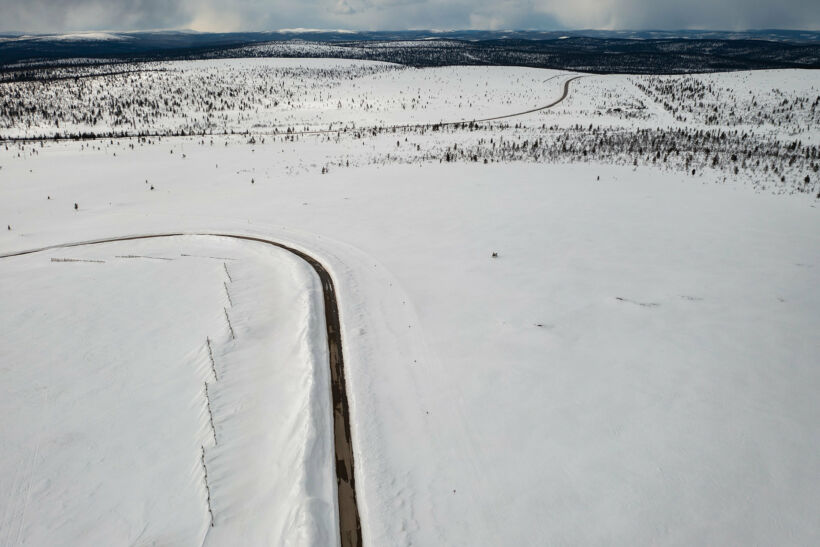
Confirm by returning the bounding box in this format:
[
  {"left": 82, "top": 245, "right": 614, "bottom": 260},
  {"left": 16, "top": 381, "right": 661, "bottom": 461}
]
[
  {"left": 444, "top": 74, "right": 581, "bottom": 124},
  {"left": 344, "top": 73, "right": 581, "bottom": 131}
]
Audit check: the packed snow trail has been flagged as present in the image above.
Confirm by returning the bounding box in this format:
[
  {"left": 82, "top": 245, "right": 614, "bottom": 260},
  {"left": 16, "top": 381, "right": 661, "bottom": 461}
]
[{"left": 0, "top": 232, "right": 362, "bottom": 547}]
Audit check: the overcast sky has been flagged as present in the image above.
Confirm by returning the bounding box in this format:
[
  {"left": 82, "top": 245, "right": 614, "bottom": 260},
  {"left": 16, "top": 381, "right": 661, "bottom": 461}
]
[{"left": 2, "top": 0, "right": 818, "bottom": 33}]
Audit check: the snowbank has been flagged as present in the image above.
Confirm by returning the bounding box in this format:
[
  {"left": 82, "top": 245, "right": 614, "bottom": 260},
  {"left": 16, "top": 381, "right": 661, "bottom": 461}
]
[{"left": 0, "top": 236, "right": 336, "bottom": 545}]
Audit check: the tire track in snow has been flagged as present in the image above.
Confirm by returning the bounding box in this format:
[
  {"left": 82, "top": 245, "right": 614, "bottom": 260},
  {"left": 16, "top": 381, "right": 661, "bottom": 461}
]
[
  {"left": 0, "top": 233, "right": 363, "bottom": 547},
  {"left": 1, "top": 386, "right": 48, "bottom": 547},
  {"left": 12, "top": 387, "right": 47, "bottom": 547}
]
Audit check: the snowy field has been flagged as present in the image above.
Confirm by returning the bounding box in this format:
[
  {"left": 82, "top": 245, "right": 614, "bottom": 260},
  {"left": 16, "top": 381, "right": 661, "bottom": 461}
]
[
  {"left": 2, "top": 59, "right": 816, "bottom": 195},
  {"left": 2, "top": 60, "right": 816, "bottom": 141},
  {"left": 0, "top": 236, "right": 336, "bottom": 545},
  {"left": 1, "top": 59, "right": 819, "bottom": 545},
  {"left": 0, "top": 58, "right": 574, "bottom": 137}
]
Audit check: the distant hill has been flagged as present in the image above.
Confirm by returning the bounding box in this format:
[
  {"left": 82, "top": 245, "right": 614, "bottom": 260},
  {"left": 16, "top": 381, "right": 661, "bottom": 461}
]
[{"left": 1, "top": 29, "right": 819, "bottom": 73}]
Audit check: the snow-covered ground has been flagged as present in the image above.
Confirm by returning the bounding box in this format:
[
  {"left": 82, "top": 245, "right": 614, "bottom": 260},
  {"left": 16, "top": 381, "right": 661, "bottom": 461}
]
[
  {"left": 0, "top": 58, "right": 575, "bottom": 138},
  {"left": 1, "top": 59, "right": 819, "bottom": 545},
  {"left": 2, "top": 59, "right": 816, "bottom": 195},
  {"left": 0, "top": 236, "right": 336, "bottom": 545},
  {"left": 552, "top": 69, "right": 820, "bottom": 141},
  {"left": 2, "top": 59, "right": 816, "bottom": 143}
]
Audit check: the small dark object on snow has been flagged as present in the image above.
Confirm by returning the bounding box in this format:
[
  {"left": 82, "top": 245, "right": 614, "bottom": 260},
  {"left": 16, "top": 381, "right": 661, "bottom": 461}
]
[
  {"left": 47, "top": 196, "right": 50, "bottom": 200},
  {"left": 74, "top": 203, "right": 78, "bottom": 210},
  {"left": 251, "top": 178, "right": 254, "bottom": 184},
  {"left": 150, "top": 185, "right": 154, "bottom": 190},
  {"left": 491, "top": 252, "right": 498, "bottom": 258},
  {"left": 7, "top": 225, "right": 10, "bottom": 230}
]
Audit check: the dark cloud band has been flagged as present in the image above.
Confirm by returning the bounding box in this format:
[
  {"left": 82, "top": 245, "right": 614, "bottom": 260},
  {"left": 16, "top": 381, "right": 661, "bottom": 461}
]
[{"left": 1, "top": 0, "right": 817, "bottom": 33}]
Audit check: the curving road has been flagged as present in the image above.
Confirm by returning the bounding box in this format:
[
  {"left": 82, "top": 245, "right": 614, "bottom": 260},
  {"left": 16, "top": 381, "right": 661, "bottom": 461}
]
[
  {"left": 468, "top": 75, "right": 581, "bottom": 123},
  {"left": 0, "top": 233, "right": 363, "bottom": 547},
  {"left": 304, "top": 74, "right": 581, "bottom": 134}
]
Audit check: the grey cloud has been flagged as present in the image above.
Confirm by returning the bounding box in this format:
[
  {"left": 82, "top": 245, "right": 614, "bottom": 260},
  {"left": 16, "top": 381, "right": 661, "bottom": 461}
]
[
  {"left": 331, "top": 0, "right": 357, "bottom": 15},
  {"left": 0, "top": 0, "right": 192, "bottom": 33},
  {"left": 0, "top": 0, "right": 818, "bottom": 33},
  {"left": 533, "top": 0, "right": 820, "bottom": 30}
]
